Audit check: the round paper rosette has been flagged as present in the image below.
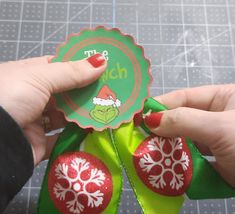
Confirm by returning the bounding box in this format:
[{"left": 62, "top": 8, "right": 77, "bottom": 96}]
[
  {"left": 48, "top": 152, "right": 113, "bottom": 214},
  {"left": 52, "top": 26, "right": 151, "bottom": 131},
  {"left": 133, "top": 135, "right": 193, "bottom": 196}
]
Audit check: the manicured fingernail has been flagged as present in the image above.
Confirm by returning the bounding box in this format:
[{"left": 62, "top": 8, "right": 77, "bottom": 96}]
[
  {"left": 134, "top": 112, "right": 143, "bottom": 127},
  {"left": 87, "top": 53, "right": 105, "bottom": 68},
  {"left": 144, "top": 112, "right": 163, "bottom": 129}
]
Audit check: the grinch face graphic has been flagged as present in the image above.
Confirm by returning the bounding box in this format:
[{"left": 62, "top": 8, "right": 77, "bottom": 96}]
[{"left": 90, "top": 85, "right": 121, "bottom": 124}]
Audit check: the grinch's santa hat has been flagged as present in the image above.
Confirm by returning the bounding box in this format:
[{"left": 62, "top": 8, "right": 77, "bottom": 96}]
[{"left": 93, "top": 85, "right": 121, "bottom": 107}]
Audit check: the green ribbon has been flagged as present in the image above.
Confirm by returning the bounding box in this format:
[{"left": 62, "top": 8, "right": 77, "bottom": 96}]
[
  {"left": 38, "top": 124, "right": 123, "bottom": 214},
  {"left": 38, "top": 98, "right": 235, "bottom": 214},
  {"left": 112, "top": 122, "right": 184, "bottom": 214}
]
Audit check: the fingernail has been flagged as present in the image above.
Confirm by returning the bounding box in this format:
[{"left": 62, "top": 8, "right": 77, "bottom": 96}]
[
  {"left": 87, "top": 53, "right": 106, "bottom": 68},
  {"left": 134, "top": 112, "right": 143, "bottom": 127},
  {"left": 144, "top": 112, "right": 163, "bottom": 129}
]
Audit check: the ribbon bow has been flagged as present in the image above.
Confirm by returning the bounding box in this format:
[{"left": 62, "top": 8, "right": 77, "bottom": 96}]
[{"left": 38, "top": 98, "right": 235, "bottom": 214}]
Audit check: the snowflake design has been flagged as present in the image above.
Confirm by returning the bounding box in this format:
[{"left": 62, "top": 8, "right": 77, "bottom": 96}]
[
  {"left": 53, "top": 157, "right": 106, "bottom": 214},
  {"left": 139, "top": 136, "right": 189, "bottom": 191}
]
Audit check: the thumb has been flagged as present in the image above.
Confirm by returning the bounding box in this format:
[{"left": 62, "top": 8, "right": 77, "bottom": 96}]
[
  {"left": 24, "top": 53, "right": 107, "bottom": 94},
  {"left": 144, "top": 107, "right": 223, "bottom": 146}
]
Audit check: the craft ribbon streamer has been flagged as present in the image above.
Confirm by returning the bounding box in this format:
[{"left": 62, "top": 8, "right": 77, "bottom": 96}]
[{"left": 38, "top": 98, "right": 235, "bottom": 214}]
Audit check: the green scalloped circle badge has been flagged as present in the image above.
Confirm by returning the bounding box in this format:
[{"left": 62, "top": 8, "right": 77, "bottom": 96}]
[{"left": 53, "top": 26, "right": 152, "bottom": 131}]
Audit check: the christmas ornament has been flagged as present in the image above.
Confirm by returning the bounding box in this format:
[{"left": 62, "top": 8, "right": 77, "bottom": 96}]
[{"left": 38, "top": 27, "right": 235, "bottom": 214}]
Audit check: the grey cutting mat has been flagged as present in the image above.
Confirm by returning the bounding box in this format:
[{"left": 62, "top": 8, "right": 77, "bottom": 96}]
[{"left": 1, "top": 0, "right": 235, "bottom": 213}]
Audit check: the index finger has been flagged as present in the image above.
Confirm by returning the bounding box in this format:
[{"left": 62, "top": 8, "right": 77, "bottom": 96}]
[{"left": 155, "top": 85, "right": 220, "bottom": 110}]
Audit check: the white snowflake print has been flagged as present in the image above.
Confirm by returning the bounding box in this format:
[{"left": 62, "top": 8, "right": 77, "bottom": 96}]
[
  {"left": 139, "top": 136, "right": 190, "bottom": 191},
  {"left": 53, "top": 157, "right": 106, "bottom": 214}
]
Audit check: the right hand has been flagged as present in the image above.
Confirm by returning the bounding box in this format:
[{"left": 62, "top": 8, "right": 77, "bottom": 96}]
[{"left": 144, "top": 85, "right": 235, "bottom": 187}]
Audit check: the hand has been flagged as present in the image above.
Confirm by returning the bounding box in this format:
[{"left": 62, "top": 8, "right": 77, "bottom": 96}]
[
  {"left": 144, "top": 85, "right": 235, "bottom": 187},
  {"left": 0, "top": 54, "right": 107, "bottom": 165}
]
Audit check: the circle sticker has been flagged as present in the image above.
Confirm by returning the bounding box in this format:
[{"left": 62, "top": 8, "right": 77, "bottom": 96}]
[
  {"left": 52, "top": 26, "right": 151, "bottom": 131},
  {"left": 48, "top": 152, "right": 113, "bottom": 214},
  {"left": 133, "top": 135, "right": 192, "bottom": 196}
]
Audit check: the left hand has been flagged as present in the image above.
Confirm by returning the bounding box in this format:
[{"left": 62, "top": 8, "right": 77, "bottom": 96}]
[{"left": 0, "top": 54, "right": 107, "bottom": 165}]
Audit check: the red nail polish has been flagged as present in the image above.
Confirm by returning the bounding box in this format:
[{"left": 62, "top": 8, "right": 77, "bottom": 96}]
[
  {"left": 144, "top": 112, "right": 163, "bottom": 129},
  {"left": 134, "top": 112, "right": 143, "bottom": 127},
  {"left": 87, "top": 53, "right": 105, "bottom": 68}
]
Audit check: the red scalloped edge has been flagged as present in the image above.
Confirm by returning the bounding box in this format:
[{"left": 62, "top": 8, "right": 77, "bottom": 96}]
[{"left": 51, "top": 25, "right": 153, "bottom": 131}]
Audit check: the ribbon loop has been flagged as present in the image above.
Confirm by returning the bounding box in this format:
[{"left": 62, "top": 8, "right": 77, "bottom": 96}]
[
  {"left": 112, "top": 122, "right": 184, "bottom": 214},
  {"left": 38, "top": 123, "right": 123, "bottom": 214}
]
